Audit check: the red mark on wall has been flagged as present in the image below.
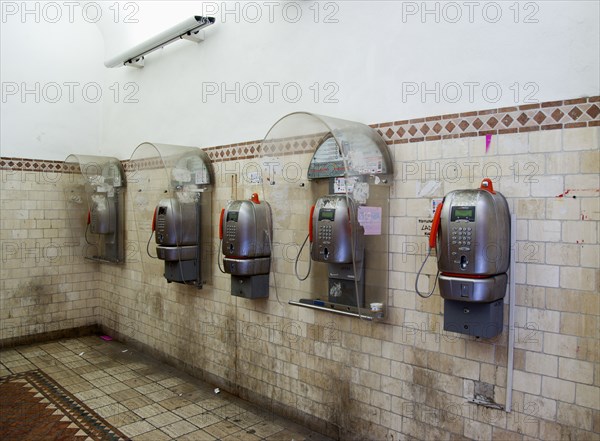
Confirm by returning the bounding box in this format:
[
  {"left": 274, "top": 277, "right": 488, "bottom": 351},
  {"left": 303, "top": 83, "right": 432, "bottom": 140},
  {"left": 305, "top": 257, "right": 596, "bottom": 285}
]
[{"left": 555, "top": 189, "right": 600, "bottom": 198}]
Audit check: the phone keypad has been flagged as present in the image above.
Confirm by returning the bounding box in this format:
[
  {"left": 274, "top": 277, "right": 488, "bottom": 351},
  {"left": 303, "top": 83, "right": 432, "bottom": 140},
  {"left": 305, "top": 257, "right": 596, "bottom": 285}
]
[
  {"left": 226, "top": 224, "right": 237, "bottom": 241},
  {"left": 318, "top": 224, "right": 333, "bottom": 242},
  {"left": 451, "top": 225, "right": 472, "bottom": 250}
]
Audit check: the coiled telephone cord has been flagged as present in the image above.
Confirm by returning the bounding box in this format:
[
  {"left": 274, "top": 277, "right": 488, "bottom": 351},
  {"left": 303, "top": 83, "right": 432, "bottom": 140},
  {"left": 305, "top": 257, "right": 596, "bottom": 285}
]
[
  {"left": 294, "top": 234, "right": 312, "bottom": 281},
  {"left": 415, "top": 247, "right": 439, "bottom": 299}
]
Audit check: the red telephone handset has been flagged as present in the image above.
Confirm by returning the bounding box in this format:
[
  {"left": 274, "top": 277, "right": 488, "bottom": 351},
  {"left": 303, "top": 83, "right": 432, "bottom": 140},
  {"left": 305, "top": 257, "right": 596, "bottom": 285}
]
[
  {"left": 87, "top": 209, "right": 91, "bottom": 225},
  {"left": 151, "top": 207, "right": 157, "bottom": 232},
  {"left": 429, "top": 202, "right": 444, "bottom": 249},
  {"left": 219, "top": 208, "right": 225, "bottom": 240},
  {"left": 308, "top": 205, "right": 315, "bottom": 243}
]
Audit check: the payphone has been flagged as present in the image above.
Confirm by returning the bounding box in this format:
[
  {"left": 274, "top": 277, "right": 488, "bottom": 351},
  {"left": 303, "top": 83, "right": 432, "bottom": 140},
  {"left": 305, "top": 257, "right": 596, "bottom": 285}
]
[
  {"left": 64, "top": 155, "right": 125, "bottom": 264},
  {"left": 417, "top": 178, "right": 510, "bottom": 338},
  {"left": 152, "top": 197, "right": 203, "bottom": 285},
  {"left": 309, "top": 194, "right": 365, "bottom": 306},
  {"left": 88, "top": 194, "right": 116, "bottom": 235},
  {"left": 219, "top": 193, "right": 272, "bottom": 298}
]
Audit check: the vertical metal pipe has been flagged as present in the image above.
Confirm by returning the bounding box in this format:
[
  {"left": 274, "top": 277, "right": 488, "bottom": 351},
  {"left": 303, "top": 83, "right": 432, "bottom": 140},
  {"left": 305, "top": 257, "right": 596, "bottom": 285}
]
[{"left": 506, "top": 213, "right": 516, "bottom": 412}]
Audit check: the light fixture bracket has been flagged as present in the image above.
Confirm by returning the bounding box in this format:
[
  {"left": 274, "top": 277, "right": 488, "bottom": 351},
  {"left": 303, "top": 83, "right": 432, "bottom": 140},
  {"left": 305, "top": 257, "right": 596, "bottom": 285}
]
[{"left": 104, "top": 16, "right": 215, "bottom": 69}]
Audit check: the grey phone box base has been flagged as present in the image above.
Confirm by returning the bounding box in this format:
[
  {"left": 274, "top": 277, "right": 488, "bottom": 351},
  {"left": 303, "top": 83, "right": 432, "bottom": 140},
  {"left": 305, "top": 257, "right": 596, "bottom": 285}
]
[
  {"left": 231, "top": 274, "right": 269, "bottom": 299},
  {"left": 164, "top": 260, "right": 201, "bottom": 286},
  {"left": 443, "top": 298, "right": 503, "bottom": 339}
]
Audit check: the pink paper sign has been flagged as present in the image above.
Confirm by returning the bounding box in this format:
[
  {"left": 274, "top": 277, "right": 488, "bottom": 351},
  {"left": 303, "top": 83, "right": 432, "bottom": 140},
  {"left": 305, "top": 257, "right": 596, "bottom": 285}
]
[{"left": 358, "top": 206, "right": 382, "bottom": 235}]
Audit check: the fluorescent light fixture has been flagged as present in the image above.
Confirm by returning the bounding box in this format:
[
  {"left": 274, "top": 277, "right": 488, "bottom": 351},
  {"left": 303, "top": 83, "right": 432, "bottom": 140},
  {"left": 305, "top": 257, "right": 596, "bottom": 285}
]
[{"left": 104, "top": 16, "right": 215, "bottom": 68}]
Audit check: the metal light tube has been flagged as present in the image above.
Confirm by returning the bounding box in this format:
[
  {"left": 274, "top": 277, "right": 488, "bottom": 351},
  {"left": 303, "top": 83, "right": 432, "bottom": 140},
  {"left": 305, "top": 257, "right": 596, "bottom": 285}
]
[{"left": 104, "top": 16, "right": 215, "bottom": 68}]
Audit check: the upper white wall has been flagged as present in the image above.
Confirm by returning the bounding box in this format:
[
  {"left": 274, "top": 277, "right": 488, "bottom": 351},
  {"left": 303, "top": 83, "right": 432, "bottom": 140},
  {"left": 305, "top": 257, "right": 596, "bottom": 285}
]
[
  {"left": 2, "top": 1, "right": 599, "bottom": 160},
  {"left": 1, "top": 2, "right": 105, "bottom": 160}
]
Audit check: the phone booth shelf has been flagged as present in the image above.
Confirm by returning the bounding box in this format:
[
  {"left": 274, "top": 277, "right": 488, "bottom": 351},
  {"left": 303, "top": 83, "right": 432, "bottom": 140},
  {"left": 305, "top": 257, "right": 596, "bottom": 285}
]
[
  {"left": 256, "top": 112, "right": 394, "bottom": 320},
  {"left": 63, "top": 154, "right": 126, "bottom": 264}
]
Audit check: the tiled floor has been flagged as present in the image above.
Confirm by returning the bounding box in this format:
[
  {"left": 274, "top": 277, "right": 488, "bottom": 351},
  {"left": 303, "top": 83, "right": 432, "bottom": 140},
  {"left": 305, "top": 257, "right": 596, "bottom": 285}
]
[{"left": 0, "top": 336, "right": 331, "bottom": 441}]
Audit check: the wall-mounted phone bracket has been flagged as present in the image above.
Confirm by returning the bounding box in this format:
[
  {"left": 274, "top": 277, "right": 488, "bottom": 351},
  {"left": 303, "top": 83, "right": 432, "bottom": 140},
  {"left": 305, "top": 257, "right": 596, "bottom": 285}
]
[
  {"left": 128, "top": 142, "right": 214, "bottom": 288},
  {"left": 255, "top": 112, "right": 393, "bottom": 319},
  {"left": 64, "top": 154, "right": 126, "bottom": 264}
]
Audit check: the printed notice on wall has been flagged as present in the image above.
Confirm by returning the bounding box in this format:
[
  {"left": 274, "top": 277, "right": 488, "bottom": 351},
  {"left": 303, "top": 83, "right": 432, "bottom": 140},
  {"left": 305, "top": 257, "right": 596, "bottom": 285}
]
[
  {"left": 358, "top": 206, "right": 382, "bottom": 235},
  {"left": 419, "top": 219, "right": 432, "bottom": 236}
]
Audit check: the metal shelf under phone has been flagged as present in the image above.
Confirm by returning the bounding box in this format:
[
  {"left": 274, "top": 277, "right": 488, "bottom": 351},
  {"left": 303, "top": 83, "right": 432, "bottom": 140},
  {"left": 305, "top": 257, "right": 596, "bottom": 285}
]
[
  {"left": 85, "top": 256, "right": 122, "bottom": 264},
  {"left": 289, "top": 299, "right": 384, "bottom": 321}
]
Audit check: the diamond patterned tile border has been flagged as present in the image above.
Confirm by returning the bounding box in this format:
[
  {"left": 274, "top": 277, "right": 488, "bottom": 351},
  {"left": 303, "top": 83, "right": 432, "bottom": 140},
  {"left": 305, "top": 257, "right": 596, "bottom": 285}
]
[
  {"left": 374, "top": 97, "right": 600, "bottom": 145},
  {"left": 2, "top": 96, "right": 598, "bottom": 172}
]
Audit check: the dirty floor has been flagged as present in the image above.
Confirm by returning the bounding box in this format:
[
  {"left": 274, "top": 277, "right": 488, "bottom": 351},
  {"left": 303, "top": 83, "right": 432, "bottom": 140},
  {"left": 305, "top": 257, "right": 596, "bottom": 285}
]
[{"left": 0, "top": 336, "right": 331, "bottom": 440}]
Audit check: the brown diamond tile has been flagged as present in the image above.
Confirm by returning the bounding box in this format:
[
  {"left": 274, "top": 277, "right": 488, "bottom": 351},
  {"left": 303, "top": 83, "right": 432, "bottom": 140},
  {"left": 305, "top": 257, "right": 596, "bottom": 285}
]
[
  {"left": 501, "top": 114, "right": 516, "bottom": 127},
  {"left": 486, "top": 116, "right": 499, "bottom": 128},
  {"left": 396, "top": 127, "right": 406, "bottom": 137},
  {"left": 472, "top": 118, "right": 483, "bottom": 130},
  {"left": 408, "top": 125, "right": 418, "bottom": 136},
  {"left": 517, "top": 113, "right": 529, "bottom": 126},
  {"left": 445, "top": 121, "right": 456, "bottom": 132},
  {"left": 551, "top": 108, "right": 565, "bottom": 122},
  {"left": 385, "top": 128, "right": 394, "bottom": 138},
  {"left": 568, "top": 106, "right": 583, "bottom": 120},
  {"left": 533, "top": 111, "right": 546, "bottom": 124},
  {"left": 586, "top": 104, "right": 599, "bottom": 119},
  {"left": 433, "top": 123, "right": 443, "bottom": 134},
  {"left": 420, "top": 124, "right": 430, "bottom": 135},
  {"left": 458, "top": 120, "right": 470, "bottom": 131}
]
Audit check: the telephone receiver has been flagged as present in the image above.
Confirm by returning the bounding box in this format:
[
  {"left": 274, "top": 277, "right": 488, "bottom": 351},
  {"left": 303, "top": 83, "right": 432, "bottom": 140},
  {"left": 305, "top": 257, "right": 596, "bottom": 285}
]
[
  {"left": 308, "top": 205, "right": 315, "bottom": 243},
  {"left": 151, "top": 206, "right": 157, "bottom": 232},
  {"left": 429, "top": 201, "right": 444, "bottom": 249},
  {"left": 218, "top": 207, "right": 225, "bottom": 240}
]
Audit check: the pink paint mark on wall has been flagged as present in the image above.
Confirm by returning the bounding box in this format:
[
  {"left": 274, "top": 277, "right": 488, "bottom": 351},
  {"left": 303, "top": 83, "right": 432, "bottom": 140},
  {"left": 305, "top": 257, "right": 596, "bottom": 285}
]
[{"left": 485, "top": 134, "right": 492, "bottom": 153}]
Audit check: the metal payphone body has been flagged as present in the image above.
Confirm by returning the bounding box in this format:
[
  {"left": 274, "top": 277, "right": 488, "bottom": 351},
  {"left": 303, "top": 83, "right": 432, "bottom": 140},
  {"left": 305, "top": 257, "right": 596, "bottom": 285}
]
[
  {"left": 65, "top": 155, "right": 126, "bottom": 264},
  {"left": 136, "top": 145, "right": 214, "bottom": 288},
  {"left": 311, "top": 194, "right": 365, "bottom": 306},
  {"left": 433, "top": 178, "right": 511, "bottom": 338},
  {"left": 220, "top": 193, "right": 272, "bottom": 298}
]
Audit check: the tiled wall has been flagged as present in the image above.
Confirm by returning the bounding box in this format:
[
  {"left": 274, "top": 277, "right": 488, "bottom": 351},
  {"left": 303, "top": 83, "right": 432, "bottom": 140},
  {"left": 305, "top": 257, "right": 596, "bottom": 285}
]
[
  {"left": 1, "top": 97, "right": 599, "bottom": 440},
  {"left": 0, "top": 168, "right": 99, "bottom": 342}
]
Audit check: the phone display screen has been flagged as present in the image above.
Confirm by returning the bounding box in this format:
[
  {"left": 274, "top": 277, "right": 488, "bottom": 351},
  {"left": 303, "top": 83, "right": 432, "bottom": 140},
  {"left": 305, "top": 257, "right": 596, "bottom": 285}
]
[
  {"left": 451, "top": 206, "right": 475, "bottom": 222},
  {"left": 318, "top": 208, "right": 335, "bottom": 221},
  {"left": 227, "top": 211, "right": 239, "bottom": 222}
]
